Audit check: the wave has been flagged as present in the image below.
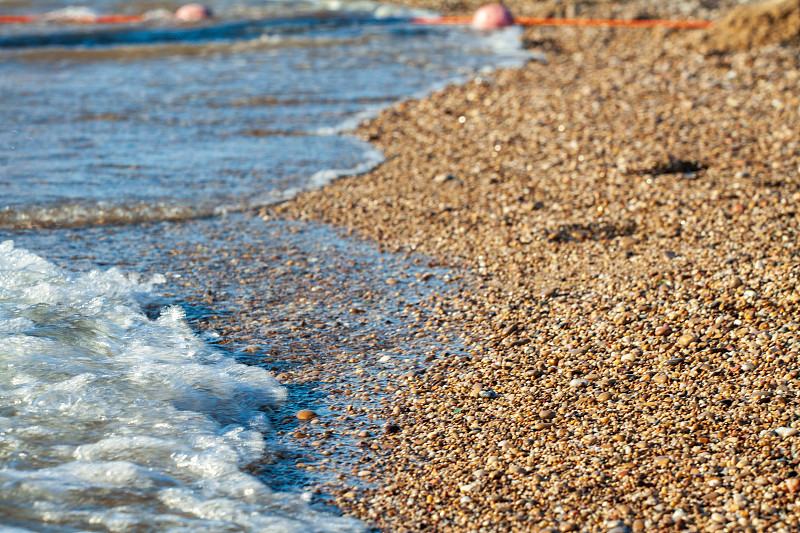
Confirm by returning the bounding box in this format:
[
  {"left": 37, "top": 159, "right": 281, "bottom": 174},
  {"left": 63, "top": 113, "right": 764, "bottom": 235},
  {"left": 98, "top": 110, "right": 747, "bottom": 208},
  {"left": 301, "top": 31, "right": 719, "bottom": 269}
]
[{"left": 0, "top": 240, "right": 365, "bottom": 532}]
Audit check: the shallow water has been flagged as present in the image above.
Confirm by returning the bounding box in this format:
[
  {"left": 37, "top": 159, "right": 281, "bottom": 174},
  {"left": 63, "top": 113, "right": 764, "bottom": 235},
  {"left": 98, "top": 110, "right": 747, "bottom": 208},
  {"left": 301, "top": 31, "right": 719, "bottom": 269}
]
[
  {"left": 1, "top": 0, "right": 528, "bottom": 228},
  {"left": 0, "top": 1, "right": 529, "bottom": 529}
]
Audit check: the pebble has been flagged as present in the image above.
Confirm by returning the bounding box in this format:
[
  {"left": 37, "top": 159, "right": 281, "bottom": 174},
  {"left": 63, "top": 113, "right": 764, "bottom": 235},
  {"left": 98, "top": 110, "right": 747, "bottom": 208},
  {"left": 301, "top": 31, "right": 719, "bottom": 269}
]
[
  {"left": 654, "top": 456, "right": 672, "bottom": 467},
  {"left": 597, "top": 392, "right": 613, "bottom": 402},
  {"left": 676, "top": 333, "right": 698, "bottom": 346},
  {"left": 541, "top": 287, "right": 557, "bottom": 298},
  {"left": 479, "top": 389, "right": 498, "bottom": 399},
  {"left": 296, "top": 409, "right": 318, "bottom": 421},
  {"left": 383, "top": 423, "right": 401, "bottom": 434},
  {"left": 786, "top": 478, "right": 800, "bottom": 493},
  {"left": 569, "top": 378, "right": 589, "bottom": 388},
  {"left": 655, "top": 326, "right": 672, "bottom": 336},
  {"left": 539, "top": 409, "right": 556, "bottom": 420},
  {"left": 775, "top": 427, "right": 799, "bottom": 437}
]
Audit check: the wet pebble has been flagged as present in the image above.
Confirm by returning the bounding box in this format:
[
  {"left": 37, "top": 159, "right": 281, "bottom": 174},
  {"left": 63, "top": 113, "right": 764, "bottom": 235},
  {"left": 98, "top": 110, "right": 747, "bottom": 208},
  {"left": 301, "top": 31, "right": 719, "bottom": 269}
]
[
  {"left": 383, "top": 423, "right": 401, "bottom": 434},
  {"left": 296, "top": 409, "right": 318, "bottom": 421}
]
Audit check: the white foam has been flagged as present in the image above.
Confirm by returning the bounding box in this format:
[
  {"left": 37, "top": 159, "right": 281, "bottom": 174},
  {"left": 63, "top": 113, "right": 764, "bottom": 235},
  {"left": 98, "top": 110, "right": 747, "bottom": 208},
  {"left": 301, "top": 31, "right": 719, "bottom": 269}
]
[{"left": 0, "top": 241, "right": 365, "bottom": 532}]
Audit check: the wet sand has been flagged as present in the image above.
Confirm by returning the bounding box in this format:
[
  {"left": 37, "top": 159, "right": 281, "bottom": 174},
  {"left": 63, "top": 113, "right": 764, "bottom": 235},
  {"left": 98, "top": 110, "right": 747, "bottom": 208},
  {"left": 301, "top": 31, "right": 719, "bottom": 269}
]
[{"left": 270, "top": 0, "right": 800, "bottom": 531}]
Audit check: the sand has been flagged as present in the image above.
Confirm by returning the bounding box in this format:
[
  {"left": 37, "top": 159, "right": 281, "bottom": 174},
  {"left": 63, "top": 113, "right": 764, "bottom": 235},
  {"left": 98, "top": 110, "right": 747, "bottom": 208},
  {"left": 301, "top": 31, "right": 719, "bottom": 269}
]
[
  {"left": 704, "top": 0, "right": 800, "bottom": 51},
  {"left": 270, "top": 0, "right": 800, "bottom": 531}
]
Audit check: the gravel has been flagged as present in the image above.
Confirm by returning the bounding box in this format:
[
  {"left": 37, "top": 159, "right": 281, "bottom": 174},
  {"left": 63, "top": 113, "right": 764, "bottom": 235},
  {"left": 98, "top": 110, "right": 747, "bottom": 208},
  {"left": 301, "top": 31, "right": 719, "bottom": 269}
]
[{"left": 272, "top": 1, "right": 800, "bottom": 531}]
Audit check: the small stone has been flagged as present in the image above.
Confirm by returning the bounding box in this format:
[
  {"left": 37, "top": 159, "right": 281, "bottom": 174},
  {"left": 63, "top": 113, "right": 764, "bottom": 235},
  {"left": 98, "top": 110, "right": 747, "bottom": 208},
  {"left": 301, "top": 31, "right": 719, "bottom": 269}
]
[
  {"left": 534, "top": 422, "right": 555, "bottom": 430},
  {"left": 752, "top": 390, "right": 774, "bottom": 403},
  {"left": 539, "top": 409, "right": 557, "bottom": 420},
  {"left": 559, "top": 522, "right": 578, "bottom": 532},
  {"left": 775, "top": 427, "right": 799, "bottom": 438},
  {"left": 501, "top": 323, "right": 520, "bottom": 337},
  {"left": 654, "top": 456, "right": 671, "bottom": 466},
  {"left": 297, "top": 409, "right": 318, "bottom": 421},
  {"left": 786, "top": 477, "right": 800, "bottom": 493},
  {"left": 597, "top": 392, "right": 613, "bottom": 402},
  {"left": 479, "top": 389, "right": 498, "bottom": 399},
  {"left": 541, "top": 287, "right": 558, "bottom": 298},
  {"left": 677, "top": 333, "right": 698, "bottom": 346},
  {"left": 569, "top": 378, "right": 589, "bottom": 388},
  {"left": 730, "top": 276, "right": 743, "bottom": 288},
  {"left": 384, "top": 423, "right": 401, "bottom": 435},
  {"left": 665, "top": 357, "right": 684, "bottom": 367},
  {"left": 632, "top": 519, "right": 645, "bottom": 532},
  {"left": 434, "top": 173, "right": 455, "bottom": 183},
  {"left": 652, "top": 373, "right": 669, "bottom": 384},
  {"left": 357, "top": 470, "right": 371, "bottom": 477},
  {"left": 509, "top": 465, "right": 528, "bottom": 475},
  {"left": 655, "top": 326, "right": 672, "bottom": 336}
]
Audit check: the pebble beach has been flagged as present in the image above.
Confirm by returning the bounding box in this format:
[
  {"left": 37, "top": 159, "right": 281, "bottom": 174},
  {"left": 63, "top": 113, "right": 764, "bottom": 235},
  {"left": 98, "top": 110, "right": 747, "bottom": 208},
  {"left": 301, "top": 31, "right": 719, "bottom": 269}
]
[{"left": 265, "top": 0, "right": 800, "bottom": 531}]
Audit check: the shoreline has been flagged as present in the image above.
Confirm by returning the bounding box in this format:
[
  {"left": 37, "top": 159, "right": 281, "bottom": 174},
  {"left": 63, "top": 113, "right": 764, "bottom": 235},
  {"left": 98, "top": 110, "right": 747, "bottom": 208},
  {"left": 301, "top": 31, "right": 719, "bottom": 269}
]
[{"left": 273, "top": 1, "right": 800, "bottom": 531}]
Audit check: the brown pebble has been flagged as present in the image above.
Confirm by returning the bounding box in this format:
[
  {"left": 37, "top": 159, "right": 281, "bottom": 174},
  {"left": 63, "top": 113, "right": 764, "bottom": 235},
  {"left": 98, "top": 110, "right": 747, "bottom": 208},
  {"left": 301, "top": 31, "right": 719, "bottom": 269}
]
[
  {"left": 384, "top": 423, "right": 401, "bottom": 434},
  {"left": 632, "top": 519, "right": 645, "bottom": 532},
  {"left": 786, "top": 477, "right": 800, "bottom": 493},
  {"left": 677, "top": 333, "right": 698, "bottom": 346},
  {"left": 539, "top": 409, "right": 556, "bottom": 420},
  {"left": 597, "top": 392, "right": 613, "bottom": 402},
  {"left": 296, "top": 409, "right": 318, "bottom": 421},
  {"left": 654, "top": 456, "right": 671, "bottom": 466},
  {"left": 655, "top": 326, "right": 672, "bottom": 336}
]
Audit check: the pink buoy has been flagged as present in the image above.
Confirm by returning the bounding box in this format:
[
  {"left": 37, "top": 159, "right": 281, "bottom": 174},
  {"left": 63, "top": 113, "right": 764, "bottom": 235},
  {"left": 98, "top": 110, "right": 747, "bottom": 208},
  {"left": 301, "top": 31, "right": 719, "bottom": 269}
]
[
  {"left": 471, "top": 3, "right": 514, "bottom": 30},
  {"left": 174, "top": 3, "right": 213, "bottom": 22}
]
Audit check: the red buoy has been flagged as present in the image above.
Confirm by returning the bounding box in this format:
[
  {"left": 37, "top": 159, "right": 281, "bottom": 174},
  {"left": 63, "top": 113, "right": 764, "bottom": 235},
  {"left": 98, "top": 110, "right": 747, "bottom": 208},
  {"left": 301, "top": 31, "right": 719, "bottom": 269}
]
[
  {"left": 174, "top": 3, "right": 213, "bottom": 22},
  {"left": 472, "top": 3, "right": 514, "bottom": 30}
]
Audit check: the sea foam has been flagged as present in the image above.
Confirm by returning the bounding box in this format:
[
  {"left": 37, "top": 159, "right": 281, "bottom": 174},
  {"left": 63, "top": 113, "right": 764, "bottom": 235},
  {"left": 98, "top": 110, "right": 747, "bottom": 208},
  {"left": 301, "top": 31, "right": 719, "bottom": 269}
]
[{"left": 0, "top": 240, "right": 364, "bottom": 532}]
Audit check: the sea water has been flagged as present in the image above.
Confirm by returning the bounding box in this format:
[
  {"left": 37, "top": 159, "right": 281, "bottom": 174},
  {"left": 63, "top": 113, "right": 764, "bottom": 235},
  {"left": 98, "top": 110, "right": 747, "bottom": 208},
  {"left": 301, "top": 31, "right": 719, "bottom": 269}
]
[{"left": 0, "top": 0, "right": 531, "bottom": 529}]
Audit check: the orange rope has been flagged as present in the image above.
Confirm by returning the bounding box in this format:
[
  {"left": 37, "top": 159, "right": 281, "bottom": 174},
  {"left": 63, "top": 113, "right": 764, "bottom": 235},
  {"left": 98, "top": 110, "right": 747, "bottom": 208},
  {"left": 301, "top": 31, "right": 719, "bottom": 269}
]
[
  {"left": 90, "top": 14, "right": 145, "bottom": 24},
  {"left": 0, "top": 15, "right": 37, "bottom": 23},
  {"left": 412, "top": 15, "right": 713, "bottom": 29},
  {"left": 0, "top": 13, "right": 146, "bottom": 24}
]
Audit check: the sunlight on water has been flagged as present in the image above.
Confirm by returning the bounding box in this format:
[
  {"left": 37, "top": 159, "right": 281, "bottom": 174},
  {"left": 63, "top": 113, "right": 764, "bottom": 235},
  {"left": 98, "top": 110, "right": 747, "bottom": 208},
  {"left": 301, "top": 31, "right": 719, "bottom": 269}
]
[{"left": 0, "top": 0, "right": 532, "bottom": 229}]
